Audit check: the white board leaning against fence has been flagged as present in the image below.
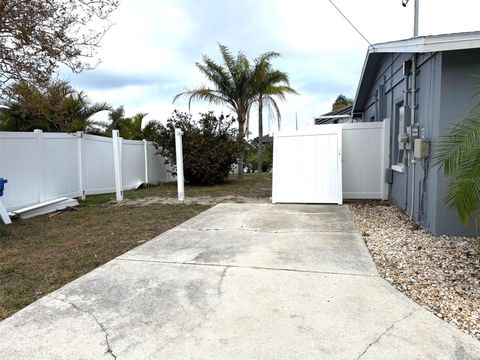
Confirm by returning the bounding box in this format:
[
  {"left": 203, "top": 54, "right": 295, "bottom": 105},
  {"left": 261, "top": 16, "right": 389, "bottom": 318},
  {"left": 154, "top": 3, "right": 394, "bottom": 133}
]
[{"left": 0, "top": 130, "right": 174, "bottom": 213}]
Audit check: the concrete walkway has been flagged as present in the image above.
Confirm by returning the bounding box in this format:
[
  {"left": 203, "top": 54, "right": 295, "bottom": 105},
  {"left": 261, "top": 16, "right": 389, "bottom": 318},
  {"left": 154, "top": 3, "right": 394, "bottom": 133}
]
[{"left": 0, "top": 203, "right": 479, "bottom": 359}]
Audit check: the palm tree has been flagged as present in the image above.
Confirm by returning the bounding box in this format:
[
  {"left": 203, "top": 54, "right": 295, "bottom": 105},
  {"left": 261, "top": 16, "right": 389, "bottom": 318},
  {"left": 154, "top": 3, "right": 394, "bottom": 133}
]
[
  {"left": 60, "top": 90, "right": 111, "bottom": 133},
  {"left": 105, "top": 106, "right": 126, "bottom": 136},
  {"left": 0, "top": 80, "right": 110, "bottom": 132},
  {"left": 174, "top": 44, "right": 259, "bottom": 176},
  {"left": 121, "top": 112, "right": 147, "bottom": 140},
  {"left": 252, "top": 52, "right": 298, "bottom": 171},
  {"left": 433, "top": 107, "right": 480, "bottom": 224}
]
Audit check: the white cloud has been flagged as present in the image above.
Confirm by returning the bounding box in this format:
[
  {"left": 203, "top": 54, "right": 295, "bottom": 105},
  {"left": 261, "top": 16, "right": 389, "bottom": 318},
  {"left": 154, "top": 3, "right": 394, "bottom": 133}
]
[{"left": 64, "top": 0, "right": 480, "bottom": 137}]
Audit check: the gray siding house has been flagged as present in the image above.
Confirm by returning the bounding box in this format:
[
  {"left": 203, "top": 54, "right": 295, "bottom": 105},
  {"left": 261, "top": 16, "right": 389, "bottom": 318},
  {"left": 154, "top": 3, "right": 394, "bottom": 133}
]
[{"left": 352, "top": 31, "right": 480, "bottom": 236}]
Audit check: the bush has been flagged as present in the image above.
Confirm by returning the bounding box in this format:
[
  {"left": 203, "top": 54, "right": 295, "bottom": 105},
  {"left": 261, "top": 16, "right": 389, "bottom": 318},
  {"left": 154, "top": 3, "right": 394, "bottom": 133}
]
[
  {"left": 153, "top": 111, "right": 240, "bottom": 185},
  {"left": 245, "top": 139, "right": 273, "bottom": 172}
]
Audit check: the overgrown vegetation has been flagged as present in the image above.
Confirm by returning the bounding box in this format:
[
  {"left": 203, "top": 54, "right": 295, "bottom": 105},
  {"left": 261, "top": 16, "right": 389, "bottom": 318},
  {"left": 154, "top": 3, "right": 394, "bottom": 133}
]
[{"left": 153, "top": 111, "right": 241, "bottom": 185}]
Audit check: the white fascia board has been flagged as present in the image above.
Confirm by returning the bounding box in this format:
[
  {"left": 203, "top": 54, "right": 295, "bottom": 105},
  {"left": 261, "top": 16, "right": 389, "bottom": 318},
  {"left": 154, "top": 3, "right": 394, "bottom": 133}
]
[
  {"left": 352, "top": 49, "right": 372, "bottom": 113},
  {"left": 371, "top": 32, "right": 480, "bottom": 54}
]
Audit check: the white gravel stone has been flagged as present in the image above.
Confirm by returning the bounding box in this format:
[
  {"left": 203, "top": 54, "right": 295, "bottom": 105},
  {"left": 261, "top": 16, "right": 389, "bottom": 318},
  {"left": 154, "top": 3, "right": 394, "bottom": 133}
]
[{"left": 349, "top": 201, "right": 480, "bottom": 341}]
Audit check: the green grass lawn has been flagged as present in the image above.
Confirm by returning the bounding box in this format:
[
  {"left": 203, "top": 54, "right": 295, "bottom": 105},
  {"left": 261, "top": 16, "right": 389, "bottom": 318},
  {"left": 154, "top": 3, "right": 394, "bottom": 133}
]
[{"left": 0, "top": 173, "right": 272, "bottom": 320}]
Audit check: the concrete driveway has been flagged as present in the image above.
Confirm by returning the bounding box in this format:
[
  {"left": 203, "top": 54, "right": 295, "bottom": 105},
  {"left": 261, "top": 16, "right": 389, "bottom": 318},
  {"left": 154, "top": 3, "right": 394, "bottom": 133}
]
[{"left": 0, "top": 203, "right": 479, "bottom": 359}]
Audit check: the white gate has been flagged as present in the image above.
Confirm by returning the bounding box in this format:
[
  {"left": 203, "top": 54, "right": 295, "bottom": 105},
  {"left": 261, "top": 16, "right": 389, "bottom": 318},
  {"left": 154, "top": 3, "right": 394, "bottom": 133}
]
[
  {"left": 272, "top": 125, "right": 343, "bottom": 204},
  {"left": 271, "top": 119, "right": 390, "bottom": 204}
]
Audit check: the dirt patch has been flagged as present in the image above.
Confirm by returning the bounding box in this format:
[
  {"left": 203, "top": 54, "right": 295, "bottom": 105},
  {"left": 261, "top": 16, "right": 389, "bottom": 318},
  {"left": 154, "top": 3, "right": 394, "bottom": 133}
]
[{"left": 117, "top": 195, "right": 271, "bottom": 206}]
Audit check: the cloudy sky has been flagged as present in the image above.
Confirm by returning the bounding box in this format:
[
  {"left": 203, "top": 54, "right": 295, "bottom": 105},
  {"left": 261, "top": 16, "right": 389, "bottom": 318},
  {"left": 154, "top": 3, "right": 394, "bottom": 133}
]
[{"left": 63, "top": 0, "right": 480, "bottom": 136}]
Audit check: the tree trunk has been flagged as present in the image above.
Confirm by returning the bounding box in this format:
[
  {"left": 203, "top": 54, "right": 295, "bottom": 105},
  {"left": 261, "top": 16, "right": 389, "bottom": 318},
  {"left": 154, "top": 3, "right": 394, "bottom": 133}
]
[
  {"left": 258, "top": 98, "right": 263, "bottom": 172},
  {"left": 237, "top": 112, "right": 245, "bottom": 178}
]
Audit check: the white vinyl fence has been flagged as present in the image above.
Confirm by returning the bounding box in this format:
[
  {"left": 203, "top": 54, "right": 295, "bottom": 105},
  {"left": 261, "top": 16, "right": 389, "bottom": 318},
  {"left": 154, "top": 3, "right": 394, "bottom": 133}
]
[
  {"left": 272, "top": 125, "right": 343, "bottom": 204},
  {"left": 0, "top": 130, "right": 174, "bottom": 211},
  {"left": 341, "top": 120, "right": 390, "bottom": 200},
  {"left": 272, "top": 119, "right": 390, "bottom": 204}
]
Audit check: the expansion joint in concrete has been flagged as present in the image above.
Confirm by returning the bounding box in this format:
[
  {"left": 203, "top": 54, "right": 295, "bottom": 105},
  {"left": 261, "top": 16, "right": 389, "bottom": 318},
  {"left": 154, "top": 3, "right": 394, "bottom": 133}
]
[{"left": 117, "top": 258, "right": 379, "bottom": 279}]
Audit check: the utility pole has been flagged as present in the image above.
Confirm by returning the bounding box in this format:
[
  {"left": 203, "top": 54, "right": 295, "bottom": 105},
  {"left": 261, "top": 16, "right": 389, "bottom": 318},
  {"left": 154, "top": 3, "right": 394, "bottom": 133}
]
[{"left": 402, "top": 0, "right": 419, "bottom": 37}]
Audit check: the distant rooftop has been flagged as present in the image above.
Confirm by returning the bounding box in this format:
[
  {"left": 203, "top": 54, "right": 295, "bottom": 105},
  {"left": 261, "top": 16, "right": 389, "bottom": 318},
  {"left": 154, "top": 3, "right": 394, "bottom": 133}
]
[{"left": 314, "top": 105, "right": 352, "bottom": 125}]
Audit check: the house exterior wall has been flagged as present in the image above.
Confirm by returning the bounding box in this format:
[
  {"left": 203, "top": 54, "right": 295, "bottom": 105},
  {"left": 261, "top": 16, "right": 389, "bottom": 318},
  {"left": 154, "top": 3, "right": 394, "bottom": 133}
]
[
  {"left": 434, "top": 49, "right": 480, "bottom": 235},
  {"left": 358, "top": 49, "right": 480, "bottom": 236}
]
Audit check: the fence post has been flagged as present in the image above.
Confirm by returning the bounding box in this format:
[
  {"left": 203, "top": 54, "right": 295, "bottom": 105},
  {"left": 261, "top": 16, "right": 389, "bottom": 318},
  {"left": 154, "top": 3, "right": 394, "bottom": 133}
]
[
  {"left": 76, "top": 131, "right": 86, "bottom": 200},
  {"left": 381, "top": 118, "right": 391, "bottom": 200},
  {"left": 33, "top": 129, "right": 44, "bottom": 203},
  {"left": 112, "top": 130, "right": 123, "bottom": 202},
  {"left": 143, "top": 139, "right": 149, "bottom": 184},
  {"left": 175, "top": 129, "right": 185, "bottom": 202}
]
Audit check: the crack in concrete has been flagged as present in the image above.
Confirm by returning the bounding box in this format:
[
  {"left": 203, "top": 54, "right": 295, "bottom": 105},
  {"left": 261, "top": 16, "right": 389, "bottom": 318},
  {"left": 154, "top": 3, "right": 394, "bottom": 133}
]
[
  {"left": 356, "top": 309, "right": 420, "bottom": 359},
  {"left": 117, "top": 257, "right": 379, "bottom": 278},
  {"left": 175, "top": 227, "right": 356, "bottom": 235},
  {"left": 217, "top": 267, "right": 229, "bottom": 297},
  {"left": 48, "top": 296, "right": 117, "bottom": 359}
]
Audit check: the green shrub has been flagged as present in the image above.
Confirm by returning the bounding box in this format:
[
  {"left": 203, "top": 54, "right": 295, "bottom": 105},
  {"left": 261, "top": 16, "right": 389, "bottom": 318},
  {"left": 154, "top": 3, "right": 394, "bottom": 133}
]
[
  {"left": 245, "top": 139, "right": 273, "bottom": 172},
  {"left": 153, "top": 111, "right": 241, "bottom": 185}
]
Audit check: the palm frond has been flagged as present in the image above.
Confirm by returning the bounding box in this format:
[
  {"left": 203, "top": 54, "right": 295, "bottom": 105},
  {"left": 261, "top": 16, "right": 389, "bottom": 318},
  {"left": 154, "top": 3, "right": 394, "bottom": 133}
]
[
  {"left": 174, "top": 88, "right": 235, "bottom": 111},
  {"left": 432, "top": 111, "right": 480, "bottom": 174},
  {"left": 433, "top": 106, "right": 480, "bottom": 224}
]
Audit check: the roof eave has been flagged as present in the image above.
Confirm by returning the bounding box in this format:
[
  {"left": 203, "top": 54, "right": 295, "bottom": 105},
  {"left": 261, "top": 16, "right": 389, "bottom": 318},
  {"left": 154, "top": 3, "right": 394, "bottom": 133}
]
[{"left": 352, "top": 48, "right": 374, "bottom": 114}]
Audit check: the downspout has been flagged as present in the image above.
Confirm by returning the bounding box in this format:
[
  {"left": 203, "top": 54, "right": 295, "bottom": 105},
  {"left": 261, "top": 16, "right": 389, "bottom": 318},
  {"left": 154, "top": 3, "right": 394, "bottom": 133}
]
[{"left": 410, "top": 54, "right": 417, "bottom": 220}]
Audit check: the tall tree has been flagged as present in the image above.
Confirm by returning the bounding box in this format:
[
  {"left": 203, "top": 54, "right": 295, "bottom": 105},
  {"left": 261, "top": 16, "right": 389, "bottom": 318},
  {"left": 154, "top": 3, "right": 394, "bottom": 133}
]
[
  {"left": 174, "top": 44, "right": 291, "bottom": 176},
  {"left": 332, "top": 94, "right": 353, "bottom": 111},
  {"left": 0, "top": 80, "right": 110, "bottom": 132},
  {"left": 0, "top": 0, "right": 118, "bottom": 94},
  {"left": 252, "top": 52, "right": 297, "bottom": 172}
]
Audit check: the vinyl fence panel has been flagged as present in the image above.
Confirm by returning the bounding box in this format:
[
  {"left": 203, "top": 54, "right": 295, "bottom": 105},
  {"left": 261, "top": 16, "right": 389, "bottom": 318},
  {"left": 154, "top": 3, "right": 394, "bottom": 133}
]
[
  {"left": 122, "top": 139, "right": 145, "bottom": 190},
  {"left": 41, "top": 132, "right": 81, "bottom": 201},
  {"left": 0, "top": 132, "right": 39, "bottom": 210},
  {"left": 272, "top": 125, "right": 343, "bottom": 204},
  {"left": 271, "top": 119, "right": 390, "bottom": 204},
  {"left": 341, "top": 120, "right": 390, "bottom": 200},
  {"left": 0, "top": 130, "right": 172, "bottom": 211},
  {"left": 82, "top": 134, "right": 116, "bottom": 195}
]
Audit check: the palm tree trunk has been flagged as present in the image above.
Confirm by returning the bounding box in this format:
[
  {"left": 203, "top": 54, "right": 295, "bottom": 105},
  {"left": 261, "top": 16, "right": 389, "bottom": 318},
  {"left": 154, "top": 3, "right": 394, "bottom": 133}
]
[
  {"left": 237, "top": 113, "right": 245, "bottom": 178},
  {"left": 258, "top": 98, "right": 263, "bottom": 172}
]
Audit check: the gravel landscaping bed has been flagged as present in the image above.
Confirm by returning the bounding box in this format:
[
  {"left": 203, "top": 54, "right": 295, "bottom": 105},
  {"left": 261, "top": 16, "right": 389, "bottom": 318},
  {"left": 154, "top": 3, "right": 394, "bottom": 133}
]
[{"left": 349, "top": 201, "right": 480, "bottom": 341}]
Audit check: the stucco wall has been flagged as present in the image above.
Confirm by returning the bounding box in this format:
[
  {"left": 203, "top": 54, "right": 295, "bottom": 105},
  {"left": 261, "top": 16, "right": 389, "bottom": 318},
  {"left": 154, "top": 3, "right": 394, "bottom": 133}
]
[
  {"left": 435, "top": 48, "right": 480, "bottom": 235},
  {"left": 359, "top": 49, "right": 480, "bottom": 236}
]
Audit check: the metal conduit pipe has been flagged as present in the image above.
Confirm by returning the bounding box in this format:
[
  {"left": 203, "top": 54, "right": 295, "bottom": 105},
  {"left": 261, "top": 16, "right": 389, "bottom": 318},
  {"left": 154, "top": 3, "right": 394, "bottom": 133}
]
[
  {"left": 403, "top": 60, "right": 409, "bottom": 211},
  {"left": 410, "top": 54, "right": 417, "bottom": 220}
]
